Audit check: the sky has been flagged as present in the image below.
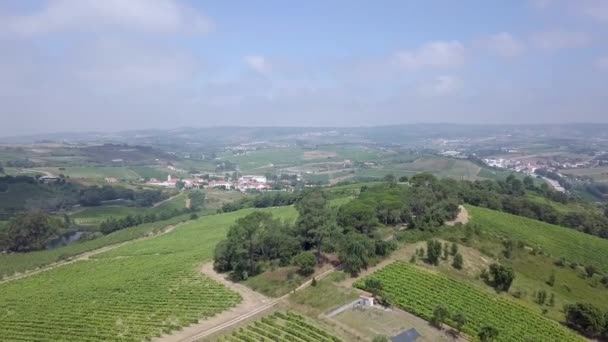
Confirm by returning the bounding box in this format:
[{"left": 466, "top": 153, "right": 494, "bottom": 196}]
[{"left": 1, "top": 0, "right": 608, "bottom": 136}]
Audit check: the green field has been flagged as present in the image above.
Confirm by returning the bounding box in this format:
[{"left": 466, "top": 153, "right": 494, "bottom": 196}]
[
  {"left": 0, "top": 206, "right": 298, "bottom": 341},
  {"left": 70, "top": 193, "right": 187, "bottom": 225},
  {"left": 356, "top": 262, "right": 584, "bottom": 342},
  {"left": 355, "top": 157, "right": 482, "bottom": 181},
  {"left": 130, "top": 166, "right": 170, "bottom": 180},
  {"left": 216, "top": 311, "right": 341, "bottom": 342},
  {"left": 36, "top": 166, "right": 140, "bottom": 179},
  {"left": 467, "top": 205, "right": 608, "bottom": 273},
  {"left": 220, "top": 148, "right": 305, "bottom": 171},
  {"left": 0, "top": 213, "right": 192, "bottom": 278}
]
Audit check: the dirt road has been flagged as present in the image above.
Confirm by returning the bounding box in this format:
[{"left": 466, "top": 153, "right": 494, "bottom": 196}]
[{"left": 157, "top": 265, "right": 337, "bottom": 342}]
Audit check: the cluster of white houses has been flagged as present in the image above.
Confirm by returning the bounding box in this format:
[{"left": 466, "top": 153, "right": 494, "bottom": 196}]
[{"left": 147, "top": 175, "right": 271, "bottom": 192}]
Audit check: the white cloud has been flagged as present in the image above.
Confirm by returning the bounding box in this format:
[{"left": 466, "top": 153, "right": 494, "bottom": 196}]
[
  {"left": 529, "top": 30, "right": 591, "bottom": 50},
  {"left": 479, "top": 32, "right": 525, "bottom": 58},
  {"left": 394, "top": 41, "right": 466, "bottom": 69},
  {"left": 0, "top": 0, "right": 213, "bottom": 36},
  {"left": 244, "top": 55, "right": 272, "bottom": 73}
]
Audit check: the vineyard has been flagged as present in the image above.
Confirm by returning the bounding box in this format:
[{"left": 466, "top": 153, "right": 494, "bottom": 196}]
[
  {"left": 0, "top": 206, "right": 297, "bottom": 341},
  {"left": 356, "top": 262, "right": 585, "bottom": 342},
  {"left": 216, "top": 312, "right": 342, "bottom": 342},
  {"left": 467, "top": 205, "right": 608, "bottom": 273}
]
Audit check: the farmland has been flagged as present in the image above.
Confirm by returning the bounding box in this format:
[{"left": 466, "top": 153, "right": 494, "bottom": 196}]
[
  {"left": 0, "top": 213, "right": 192, "bottom": 279},
  {"left": 0, "top": 206, "right": 297, "bottom": 341},
  {"left": 215, "top": 311, "right": 342, "bottom": 342},
  {"left": 467, "top": 205, "right": 608, "bottom": 273},
  {"left": 35, "top": 166, "right": 141, "bottom": 180},
  {"left": 356, "top": 262, "right": 584, "bottom": 342}
]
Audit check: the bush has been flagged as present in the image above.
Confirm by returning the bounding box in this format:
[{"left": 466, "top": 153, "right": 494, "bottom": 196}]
[
  {"left": 452, "top": 253, "right": 463, "bottom": 270},
  {"left": 292, "top": 251, "right": 316, "bottom": 276}
]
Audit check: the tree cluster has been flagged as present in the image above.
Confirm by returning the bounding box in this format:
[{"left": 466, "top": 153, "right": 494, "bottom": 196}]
[
  {"left": 99, "top": 207, "right": 192, "bottom": 235},
  {"left": 481, "top": 263, "right": 515, "bottom": 292},
  {"left": 1, "top": 211, "right": 65, "bottom": 252},
  {"left": 564, "top": 302, "right": 608, "bottom": 338}
]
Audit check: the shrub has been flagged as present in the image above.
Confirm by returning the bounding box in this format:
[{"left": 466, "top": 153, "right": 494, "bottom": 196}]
[
  {"left": 292, "top": 251, "right": 316, "bottom": 276},
  {"left": 452, "top": 253, "right": 463, "bottom": 270}
]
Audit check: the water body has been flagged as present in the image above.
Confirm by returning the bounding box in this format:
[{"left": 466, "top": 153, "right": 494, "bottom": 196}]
[{"left": 46, "top": 231, "right": 84, "bottom": 250}]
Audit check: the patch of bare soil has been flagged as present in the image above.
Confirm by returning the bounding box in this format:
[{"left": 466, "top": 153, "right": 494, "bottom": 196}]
[{"left": 445, "top": 205, "right": 469, "bottom": 226}]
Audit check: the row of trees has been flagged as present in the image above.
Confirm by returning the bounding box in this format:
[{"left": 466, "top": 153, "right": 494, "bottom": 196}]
[{"left": 219, "top": 191, "right": 300, "bottom": 213}]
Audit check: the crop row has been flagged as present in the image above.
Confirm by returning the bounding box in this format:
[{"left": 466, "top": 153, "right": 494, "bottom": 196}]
[
  {"left": 355, "top": 262, "right": 585, "bottom": 342},
  {"left": 216, "top": 312, "right": 342, "bottom": 342}
]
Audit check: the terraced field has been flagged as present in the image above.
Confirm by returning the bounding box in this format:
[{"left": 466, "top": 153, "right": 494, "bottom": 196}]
[
  {"left": 216, "top": 312, "right": 342, "bottom": 342},
  {"left": 356, "top": 262, "right": 584, "bottom": 342},
  {"left": 0, "top": 206, "right": 298, "bottom": 341},
  {"left": 467, "top": 205, "right": 608, "bottom": 273}
]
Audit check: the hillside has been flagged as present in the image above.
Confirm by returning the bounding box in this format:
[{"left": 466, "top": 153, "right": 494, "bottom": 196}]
[
  {"left": 467, "top": 205, "right": 608, "bottom": 273},
  {"left": 0, "top": 206, "right": 298, "bottom": 341}
]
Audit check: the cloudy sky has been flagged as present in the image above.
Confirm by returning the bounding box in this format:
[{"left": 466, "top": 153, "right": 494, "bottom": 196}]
[{"left": 1, "top": 0, "right": 608, "bottom": 136}]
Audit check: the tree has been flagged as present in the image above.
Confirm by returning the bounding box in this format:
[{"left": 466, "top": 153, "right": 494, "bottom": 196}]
[
  {"left": 547, "top": 272, "right": 555, "bottom": 287},
  {"left": 431, "top": 305, "right": 450, "bottom": 328},
  {"left": 442, "top": 242, "right": 449, "bottom": 260},
  {"left": 478, "top": 325, "right": 499, "bottom": 342},
  {"left": 426, "top": 240, "right": 442, "bottom": 265},
  {"left": 364, "top": 278, "right": 383, "bottom": 296},
  {"left": 453, "top": 311, "right": 467, "bottom": 333},
  {"left": 564, "top": 303, "right": 606, "bottom": 337},
  {"left": 452, "top": 253, "right": 463, "bottom": 270},
  {"left": 336, "top": 201, "right": 378, "bottom": 235},
  {"left": 213, "top": 211, "right": 299, "bottom": 280},
  {"left": 292, "top": 251, "right": 316, "bottom": 276},
  {"left": 0, "top": 161, "right": 4, "bottom": 174},
  {"left": 450, "top": 242, "right": 458, "bottom": 256},
  {"left": 585, "top": 265, "right": 598, "bottom": 278},
  {"left": 372, "top": 336, "right": 389, "bottom": 342},
  {"left": 338, "top": 233, "right": 375, "bottom": 275},
  {"left": 383, "top": 173, "right": 396, "bottom": 184},
  {"left": 5, "top": 211, "right": 62, "bottom": 252},
  {"left": 503, "top": 239, "right": 515, "bottom": 259},
  {"left": 487, "top": 263, "right": 515, "bottom": 292},
  {"left": 296, "top": 189, "right": 336, "bottom": 258},
  {"left": 176, "top": 180, "right": 185, "bottom": 190},
  {"left": 188, "top": 190, "right": 205, "bottom": 211},
  {"left": 523, "top": 176, "right": 535, "bottom": 190}
]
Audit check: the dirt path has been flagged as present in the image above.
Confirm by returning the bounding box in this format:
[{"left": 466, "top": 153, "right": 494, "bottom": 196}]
[
  {"left": 0, "top": 223, "right": 182, "bottom": 284},
  {"left": 157, "top": 265, "right": 337, "bottom": 342},
  {"left": 153, "top": 194, "right": 182, "bottom": 208},
  {"left": 445, "top": 205, "right": 469, "bottom": 226}
]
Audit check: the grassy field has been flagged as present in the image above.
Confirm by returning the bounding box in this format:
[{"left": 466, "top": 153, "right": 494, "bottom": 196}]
[
  {"left": 70, "top": 193, "right": 187, "bottom": 225},
  {"left": 36, "top": 166, "right": 140, "bottom": 179},
  {"left": 357, "top": 262, "right": 585, "bottom": 342},
  {"left": 130, "top": 166, "right": 170, "bottom": 180},
  {"left": 355, "top": 157, "right": 482, "bottom": 181},
  {"left": 214, "top": 311, "right": 342, "bottom": 342},
  {"left": 467, "top": 205, "right": 608, "bottom": 273},
  {"left": 0, "top": 213, "right": 192, "bottom": 278},
  {"left": 0, "top": 206, "right": 298, "bottom": 341},
  {"left": 220, "top": 148, "right": 306, "bottom": 171},
  {"left": 561, "top": 166, "right": 608, "bottom": 182}
]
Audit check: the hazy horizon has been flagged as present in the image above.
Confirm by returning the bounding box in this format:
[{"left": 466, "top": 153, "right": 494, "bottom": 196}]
[{"left": 1, "top": 0, "right": 608, "bottom": 136}]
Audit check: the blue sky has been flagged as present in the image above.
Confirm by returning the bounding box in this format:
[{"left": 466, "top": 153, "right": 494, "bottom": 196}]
[{"left": 0, "top": 0, "right": 607, "bottom": 136}]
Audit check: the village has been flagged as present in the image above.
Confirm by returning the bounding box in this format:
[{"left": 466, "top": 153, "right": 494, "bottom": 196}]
[{"left": 146, "top": 173, "right": 299, "bottom": 192}]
